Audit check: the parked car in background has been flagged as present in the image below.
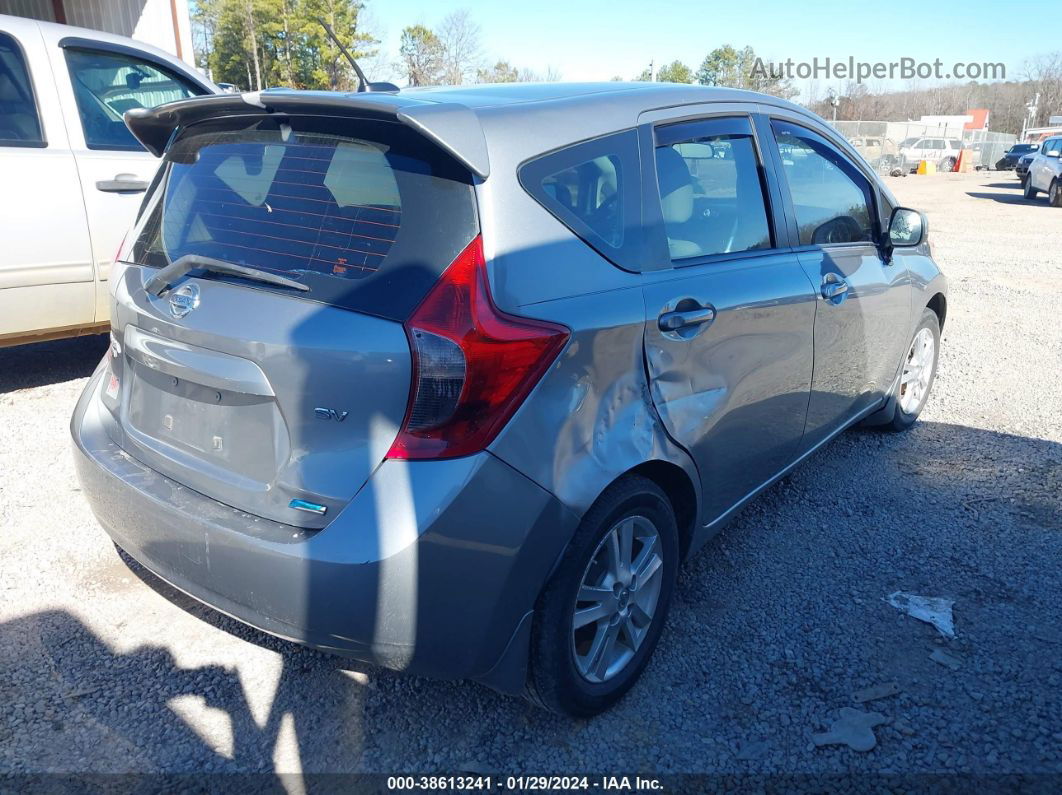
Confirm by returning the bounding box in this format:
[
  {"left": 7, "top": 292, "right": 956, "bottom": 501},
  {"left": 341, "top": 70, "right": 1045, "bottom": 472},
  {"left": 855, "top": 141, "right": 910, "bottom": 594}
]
[
  {"left": 996, "top": 142, "right": 1040, "bottom": 170},
  {"left": 0, "top": 14, "right": 217, "bottom": 347},
  {"left": 898, "top": 136, "right": 964, "bottom": 172},
  {"left": 72, "top": 83, "right": 947, "bottom": 717},
  {"left": 1023, "top": 135, "right": 1062, "bottom": 206},
  {"left": 1016, "top": 152, "right": 1036, "bottom": 184},
  {"left": 850, "top": 135, "right": 898, "bottom": 169}
]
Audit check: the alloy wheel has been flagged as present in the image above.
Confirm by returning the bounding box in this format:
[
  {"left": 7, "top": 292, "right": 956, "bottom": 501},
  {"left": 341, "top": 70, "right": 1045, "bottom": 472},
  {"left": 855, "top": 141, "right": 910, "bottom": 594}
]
[
  {"left": 899, "top": 327, "right": 935, "bottom": 414},
  {"left": 570, "top": 515, "right": 664, "bottom": 683}
]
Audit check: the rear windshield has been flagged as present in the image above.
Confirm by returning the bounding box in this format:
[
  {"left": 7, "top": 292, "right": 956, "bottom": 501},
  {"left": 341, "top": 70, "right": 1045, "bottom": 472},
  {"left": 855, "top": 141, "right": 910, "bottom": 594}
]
[{"left": 125, "top": 114, "right": 478, "bottom": 320}]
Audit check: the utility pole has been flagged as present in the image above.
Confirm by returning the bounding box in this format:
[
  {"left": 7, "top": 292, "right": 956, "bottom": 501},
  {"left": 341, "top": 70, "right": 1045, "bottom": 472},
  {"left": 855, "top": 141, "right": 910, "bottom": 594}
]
[
  {"left": 1021, "top": 92, "right": 1039, "bottom": 141},
  {"left": 827, "top": 88, "right": 839, "bottom": 124}
]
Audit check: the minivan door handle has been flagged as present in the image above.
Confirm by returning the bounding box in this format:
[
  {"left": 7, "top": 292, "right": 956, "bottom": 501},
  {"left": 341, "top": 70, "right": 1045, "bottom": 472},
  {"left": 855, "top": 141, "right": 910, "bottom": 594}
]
[
  {"left": 658, "top": 306, "right": 716, "bottom": 332},
  {"left": 96, "top": 173, "right": 149, "bottom": 193}
]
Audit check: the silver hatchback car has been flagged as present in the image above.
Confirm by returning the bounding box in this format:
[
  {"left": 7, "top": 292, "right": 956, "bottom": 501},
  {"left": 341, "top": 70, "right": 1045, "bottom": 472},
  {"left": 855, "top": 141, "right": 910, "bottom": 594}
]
[{"left": 72, "top": 83, "right": 946, "bottom": 716}]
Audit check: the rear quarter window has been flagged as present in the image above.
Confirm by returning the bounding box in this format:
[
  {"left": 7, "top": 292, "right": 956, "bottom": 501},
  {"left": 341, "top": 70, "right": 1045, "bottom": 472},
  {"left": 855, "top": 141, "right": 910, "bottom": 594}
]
[
  {"left": 519, "top": 129, "right": 646, "bottom": 271},
  {"left": 126, "top": 115, "right": 478, "bottom": 320}
]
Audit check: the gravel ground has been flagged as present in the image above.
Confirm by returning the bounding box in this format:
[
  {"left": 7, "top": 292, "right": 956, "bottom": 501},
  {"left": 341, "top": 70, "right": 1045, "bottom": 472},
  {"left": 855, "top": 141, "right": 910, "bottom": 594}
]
[{"left": 1, "top": 171, "right": 1060, "bottom": 781}]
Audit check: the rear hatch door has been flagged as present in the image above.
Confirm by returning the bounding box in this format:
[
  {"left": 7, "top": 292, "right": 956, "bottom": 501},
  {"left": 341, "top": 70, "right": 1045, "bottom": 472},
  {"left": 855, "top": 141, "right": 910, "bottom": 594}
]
[{"left": 102, "top": 111, "right": 478, "bottom": 528}]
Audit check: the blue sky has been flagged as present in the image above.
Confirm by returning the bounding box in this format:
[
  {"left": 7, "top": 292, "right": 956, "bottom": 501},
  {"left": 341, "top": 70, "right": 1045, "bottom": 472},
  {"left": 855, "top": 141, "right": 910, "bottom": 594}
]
[{"left": 366, "top": 0, "right": 1058, "bottom": 99}]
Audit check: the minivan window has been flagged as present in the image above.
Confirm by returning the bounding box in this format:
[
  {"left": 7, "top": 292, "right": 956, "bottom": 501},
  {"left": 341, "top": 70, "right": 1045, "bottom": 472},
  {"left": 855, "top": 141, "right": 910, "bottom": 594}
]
[
  {"left": 772, "top": 120, "right": 875, "bottom": 246},
  {"left": 0, "top": 32, "right": 44, "bottom": 146},
  {"left": 125, "top": 115, "right": 478, "bottom": 321},
  {"left": 519, "top": 129, "right": 643, "bottom": 271},
  {"left": 65, "top": 48, "right": 204, "bottom": 150},
  {"left": 654, "top": 116, "right": 772, "bottom": 260}
]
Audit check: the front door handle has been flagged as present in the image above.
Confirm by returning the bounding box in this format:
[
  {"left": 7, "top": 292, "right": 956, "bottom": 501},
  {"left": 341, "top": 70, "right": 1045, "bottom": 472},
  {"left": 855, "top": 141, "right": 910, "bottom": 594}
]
[
  {"left": 658, "top": 306, "right": 716, "bottom": 332},
  {"left": 96, "top": 173, "right": 149, "bottom": 193},
  {"left": 821, "top": 277, "right": 849, "bottom": 302}
]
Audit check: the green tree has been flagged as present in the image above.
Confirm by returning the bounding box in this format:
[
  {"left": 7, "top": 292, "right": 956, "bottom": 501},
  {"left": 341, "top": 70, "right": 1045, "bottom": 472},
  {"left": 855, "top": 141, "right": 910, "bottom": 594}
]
[
  {"left": 696, "top": 44, "right": 797, "bottom": 99},
  {"left": 476, "top": 60, "right": 518, "bottom": 83},
  {"left": 300, "top": 0, "right": 376, "bottom": 90},
  {"left": 191, "top": 0, "right": 375, "bottom": 91},
  {"left": 657, "top": 60, "right": 693, "bottom": 84},
  {"left": 400, "top": 24, "right": 444, "bottom": 86}
]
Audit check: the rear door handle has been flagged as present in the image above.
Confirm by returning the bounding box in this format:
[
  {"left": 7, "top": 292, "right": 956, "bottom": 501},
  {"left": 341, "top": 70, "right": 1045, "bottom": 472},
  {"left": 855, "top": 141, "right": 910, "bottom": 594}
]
[
  {"left": 96, "top": 173, "right": 149, "bottom": 193},
  {"left": 658, "top": 306, "right": 716, "bottom": 332},
  {"left": 821, "top": 278, "right": 849, "bottom": 302}
]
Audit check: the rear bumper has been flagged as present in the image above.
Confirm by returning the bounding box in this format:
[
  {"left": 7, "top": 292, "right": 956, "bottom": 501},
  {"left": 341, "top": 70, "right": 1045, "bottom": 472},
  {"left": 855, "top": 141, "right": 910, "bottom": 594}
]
[{"left": 71, "top": 367, "right": 577, "bottom": 691}]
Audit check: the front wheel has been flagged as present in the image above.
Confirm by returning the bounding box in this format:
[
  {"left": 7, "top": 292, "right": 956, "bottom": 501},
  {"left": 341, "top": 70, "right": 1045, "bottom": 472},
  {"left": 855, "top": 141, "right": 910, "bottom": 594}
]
[
  {"left": 526, "top": 475, "right": 679, "bottom": 717},
  {"left": 1049, "top": 179, "right": 1062, "bottom": 207},
  {"left": 883, "top": 308, "right": 941, "bottom": 432},
  {"left": 1024, "top": 179, "right": 1038, "bottom": 200}
]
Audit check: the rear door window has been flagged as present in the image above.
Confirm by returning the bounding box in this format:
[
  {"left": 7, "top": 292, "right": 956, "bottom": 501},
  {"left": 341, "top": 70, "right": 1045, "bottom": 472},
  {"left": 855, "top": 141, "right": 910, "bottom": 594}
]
[
  {"left": 653, "top": 116, "right": 773, "bottom": 261},
  {"left": 0, "top": 32, "right": 44, "bottom": 146},
  {"left": 125, "top": 114, "right": 478, "bottom": 320},
  {"left": 64, "top": 47, "right": 206, "bottom": 150},
  {"left": 519, "top": 129, "right": 644, "bottom": 271}
]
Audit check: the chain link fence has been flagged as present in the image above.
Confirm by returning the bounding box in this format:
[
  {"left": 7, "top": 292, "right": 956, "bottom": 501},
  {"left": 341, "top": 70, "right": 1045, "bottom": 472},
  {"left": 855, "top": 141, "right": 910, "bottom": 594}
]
[{"left": 828, "top": 120, "right": 1017, "bottom": 174}]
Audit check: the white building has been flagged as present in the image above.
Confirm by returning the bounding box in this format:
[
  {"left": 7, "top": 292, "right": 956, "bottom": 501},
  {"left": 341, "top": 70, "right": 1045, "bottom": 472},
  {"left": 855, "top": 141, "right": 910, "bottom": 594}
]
[{"left": 0, "top": 0, "right": 194, "bottom": 66}]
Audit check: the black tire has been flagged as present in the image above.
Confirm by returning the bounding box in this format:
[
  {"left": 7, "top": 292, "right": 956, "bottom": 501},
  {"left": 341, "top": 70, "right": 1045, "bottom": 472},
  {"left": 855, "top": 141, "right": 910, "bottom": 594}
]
[
  {"left": 939, "top": 156, "right": 956, "bottom": 173},
  {"left": 882, "top": 308, "right": 941, "bottom": 432},
  {"left": 1049, "top": 179, "right": 1062, "bottom": 208},
  {"left": 526, "top": 475, "right": 679, "bottom": 717},
  {"left": 1024, "top": 178, "right": 1038, "bottom": 200}
]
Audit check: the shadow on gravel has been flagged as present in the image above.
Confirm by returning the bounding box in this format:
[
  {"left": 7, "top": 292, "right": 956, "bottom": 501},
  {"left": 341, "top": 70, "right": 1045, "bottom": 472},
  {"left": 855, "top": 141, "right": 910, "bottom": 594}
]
[
  {"left": 2, "top": 422, "right": 1060, "bottom": 778},
  {"left": 0, "top": 335, "right": 107, "bottom": 394},
  {"left": 964, "top": 192, "right": 1053, "bottom": 207}
]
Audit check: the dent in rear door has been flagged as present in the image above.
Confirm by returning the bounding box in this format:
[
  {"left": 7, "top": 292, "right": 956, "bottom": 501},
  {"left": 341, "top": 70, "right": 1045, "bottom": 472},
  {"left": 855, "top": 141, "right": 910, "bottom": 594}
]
[{"left": 640, "top": 113, "right": 816, "bottom": 526}]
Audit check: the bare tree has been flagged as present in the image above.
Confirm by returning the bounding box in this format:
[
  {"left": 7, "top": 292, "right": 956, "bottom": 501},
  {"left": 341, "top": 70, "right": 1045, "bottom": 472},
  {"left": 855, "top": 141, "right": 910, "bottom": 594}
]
[
  {"left": 1024, "top": 51, "right": 1062, "bottom": 127},
  {"left": 437, "top": 9, "right": 482, "bottom": 85}
]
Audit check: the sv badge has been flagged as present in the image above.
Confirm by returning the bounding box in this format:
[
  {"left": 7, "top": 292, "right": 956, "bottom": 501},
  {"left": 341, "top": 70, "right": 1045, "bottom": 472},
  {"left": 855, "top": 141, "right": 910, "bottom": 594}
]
[{"left": 314, "top": 407, "right": 349, "bottom": 422}]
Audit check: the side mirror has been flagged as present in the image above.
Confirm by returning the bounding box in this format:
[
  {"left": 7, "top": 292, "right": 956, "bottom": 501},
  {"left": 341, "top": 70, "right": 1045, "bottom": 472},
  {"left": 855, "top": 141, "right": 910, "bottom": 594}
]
[
  {"left": 888, "top": 206, "right": 926, "bottom": 248},
  {"left": 1047, "top": 148, "right": 1062, "bottom": 158}
]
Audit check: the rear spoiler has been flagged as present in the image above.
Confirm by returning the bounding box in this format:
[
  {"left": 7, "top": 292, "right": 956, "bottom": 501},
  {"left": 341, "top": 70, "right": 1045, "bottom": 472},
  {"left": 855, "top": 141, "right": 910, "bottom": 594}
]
[{"left": 124, "top": 90, "right": 490, "bottom": 179}]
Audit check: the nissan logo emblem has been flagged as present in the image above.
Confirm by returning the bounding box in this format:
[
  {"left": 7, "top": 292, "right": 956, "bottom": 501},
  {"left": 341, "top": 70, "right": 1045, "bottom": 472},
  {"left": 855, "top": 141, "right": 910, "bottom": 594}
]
[{"left": 168, "top": 283, "right": 200, "bottom": 319}]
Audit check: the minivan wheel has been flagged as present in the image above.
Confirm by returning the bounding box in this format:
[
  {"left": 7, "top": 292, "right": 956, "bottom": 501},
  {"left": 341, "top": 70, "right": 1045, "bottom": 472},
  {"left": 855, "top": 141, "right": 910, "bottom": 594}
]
[
  {"left": 1024, "top": 179, "right": 1038, "bottom": 200},
  {"left": 939, "top": 156, "right": 956, "bottom": 173},
  {"left": 526, "top": 475, "right": 678, "bottom": 717},
  {"left": 1049, "top": 179, "right": 1062, "bottom": 207},
  {"left": 883, "top": 308, "right": 940, "bottom": 432}
]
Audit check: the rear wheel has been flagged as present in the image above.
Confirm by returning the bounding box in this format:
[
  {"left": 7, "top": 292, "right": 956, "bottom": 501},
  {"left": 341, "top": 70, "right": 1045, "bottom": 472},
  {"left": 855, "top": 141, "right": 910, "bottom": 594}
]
[
  {"left": 939, "top": 156, "right": 956, "bottom": 173},
  {"left": 526, "top": 475, "right": 678, "bottom": 717},
  {"left": 1049, "top": 179, "right": 1062, "bottom": 207},
  {"left": 882, "top": 308, "right": 940, "bottom": 432},
  {"left": 1024, "top": 179, "right": 1038, "bottom": 200}
]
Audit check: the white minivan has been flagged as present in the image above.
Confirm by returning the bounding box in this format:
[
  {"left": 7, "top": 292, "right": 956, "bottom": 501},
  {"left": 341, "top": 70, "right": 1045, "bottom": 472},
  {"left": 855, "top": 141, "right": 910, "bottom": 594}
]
[{"left": 0, "top": 14, "right": 216, "bottom": 347}]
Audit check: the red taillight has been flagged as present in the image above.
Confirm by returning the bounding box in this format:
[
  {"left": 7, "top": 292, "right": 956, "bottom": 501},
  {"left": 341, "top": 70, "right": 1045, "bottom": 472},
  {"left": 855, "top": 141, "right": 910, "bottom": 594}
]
[{"left": 386, "top": 235, "right": 570, "bottom": 460}]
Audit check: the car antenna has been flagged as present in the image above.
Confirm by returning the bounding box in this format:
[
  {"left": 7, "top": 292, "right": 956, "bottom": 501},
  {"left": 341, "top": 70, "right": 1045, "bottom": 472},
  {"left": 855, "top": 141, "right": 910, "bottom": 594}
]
[{"left": 318, "top": 17, "right": 379, "bottom": 93}]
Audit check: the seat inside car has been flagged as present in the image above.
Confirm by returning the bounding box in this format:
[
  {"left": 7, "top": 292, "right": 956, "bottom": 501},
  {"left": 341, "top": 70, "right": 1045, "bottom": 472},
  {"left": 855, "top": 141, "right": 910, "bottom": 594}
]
[{"left": 656, "top": 146, "right": 702, "bottom": 259}]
